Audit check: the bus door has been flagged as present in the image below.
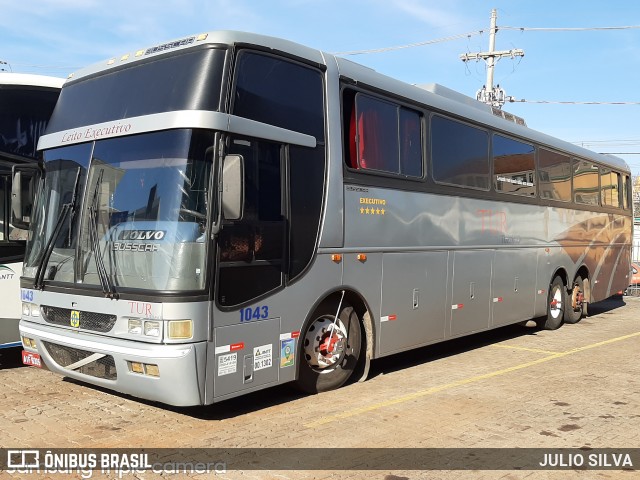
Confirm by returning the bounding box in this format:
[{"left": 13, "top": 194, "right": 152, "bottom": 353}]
[{"left": 212, "top": 136, "right": 286, "bottom": 399}]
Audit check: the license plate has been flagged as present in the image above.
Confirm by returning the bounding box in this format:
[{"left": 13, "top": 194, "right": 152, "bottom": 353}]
[{"left": 22, "top": 351, "right": 42, "bottom": 368}]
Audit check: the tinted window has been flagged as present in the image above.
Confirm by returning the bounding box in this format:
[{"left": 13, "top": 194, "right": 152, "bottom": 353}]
[
  {"left": 573, "top": 159, "right": 599, "bottom": 205},
  {"left": 600, "top": 169, "right": 620, "bottom": 208},
  {"left": 623, "top": 175, "right": 630, "bottom": 210},
  {"left": 233, "top": 51, "right": 324, "bottom": 141},
  {"left": 538, "top": 149, "right": 571, "bottom": 201},
  {"left": 399, "top": 108, "right": 422, "bottom": 177},
  {"left": 48, "top": 48, "right": 226, "bottom": 132},
  {"left": 354, "top": 95, "right": 399, "bottom": 173},
  {"left": 217, "top": 137, "right": 285, "bottom": 306},
  {"left": 493, "top": 135, "right": 535, "bottom": 196},
  {"left": 431, "top": 115, "right": 489, "bottom": 189},
  {"left": 345, "top": 92, "right": 422, "bottom": 177},
  {"left": 288, "top": 145, "right": 324, "bottom": 279},
  {"left": 0, "top": 87, "right": 60, "bottom": 159}
]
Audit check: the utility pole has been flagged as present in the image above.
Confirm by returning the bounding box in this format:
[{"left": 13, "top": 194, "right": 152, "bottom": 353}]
[{"left": 460, "top": 9, "right": 524, "bottom": 109}]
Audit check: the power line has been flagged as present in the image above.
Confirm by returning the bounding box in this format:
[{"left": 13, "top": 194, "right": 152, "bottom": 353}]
[
  {"left": 333, "top": 31, "right": 484, "bottom": 55},
  {"left": 510, "top": 99, "right": 640, "bottom": 105},
  {"left": 501, "top": 25, "right": 640, "bottom": 32},
  {"left": 7, "top": 63, "right": 79, "bottom": 70},
  {"left": 334, "top": 23, "right": 640, "bottom": 57}
]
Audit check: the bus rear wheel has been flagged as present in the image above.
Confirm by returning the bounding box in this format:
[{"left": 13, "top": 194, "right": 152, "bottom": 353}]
[
  {"left": 564, "top": 276, "right": 585, "bottom": 324},
  {"left": 296, "top": 302, "right": 362, "bottom": 394},
  {"left": 537, "top": 276, "right": 565, "bottom": 330}
]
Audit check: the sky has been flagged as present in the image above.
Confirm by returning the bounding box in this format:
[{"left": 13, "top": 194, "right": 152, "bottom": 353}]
[{"left": 2, "top": 0, "right": 640, "bottom": 177}]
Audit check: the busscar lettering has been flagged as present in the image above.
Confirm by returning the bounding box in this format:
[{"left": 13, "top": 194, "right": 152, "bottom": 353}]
[
  {"left": 112, "top": 243, "right": 159, "bottom": 252},
  {"left": 145, "top": 37, "right": 195, "bottom": 55}
]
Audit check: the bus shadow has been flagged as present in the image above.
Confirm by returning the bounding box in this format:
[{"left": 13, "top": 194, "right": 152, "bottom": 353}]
[
  {"left": 62, "top": 296, "right": 628, "bottom": 420},
  {"left": 587, "top": 295, "right": 626, "bottom": 316},
  {"left": 368, "top": 322, "right": 539, "bottom": 379},
  {"left": 62, "top": 373, "right": 309, "bottom": 420}
]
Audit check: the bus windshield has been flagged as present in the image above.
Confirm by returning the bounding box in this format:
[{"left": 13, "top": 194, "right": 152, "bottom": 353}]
[
  {"left": 46, "top": 47, "right": 226, "bottom": 133},
  {"left": 24, "top": 129, "right": 214, "bottom": 292}
]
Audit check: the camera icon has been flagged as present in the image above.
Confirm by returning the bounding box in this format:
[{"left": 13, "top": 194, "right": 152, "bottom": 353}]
[{"left": 7, "top": 450, "right": 40, "bottom": 469}]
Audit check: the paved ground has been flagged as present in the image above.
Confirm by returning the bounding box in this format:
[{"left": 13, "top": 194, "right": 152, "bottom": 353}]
[{"left": 1, "top": 296, "right": 639, "bottom": 480}]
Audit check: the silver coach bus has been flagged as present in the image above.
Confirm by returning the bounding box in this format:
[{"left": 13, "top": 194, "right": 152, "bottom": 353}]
[
  {"left": 0, "top": 73, "right": 62, "bottom": 350},
  {"left": 16, "top": 31, "right": 632, "bottom": 405}
]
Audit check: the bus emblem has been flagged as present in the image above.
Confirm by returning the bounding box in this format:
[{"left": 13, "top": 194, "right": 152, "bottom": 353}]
[{"left": 70, "top": 310, "right": 80, "bottom": 328}]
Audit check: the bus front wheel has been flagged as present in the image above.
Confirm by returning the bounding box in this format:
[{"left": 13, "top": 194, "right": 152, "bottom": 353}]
[
  {"left": 296, "top": 302, "right": 363, "bottom": 394},
  {"left": 537, "top": 276, "right": 565, "bottom": 330}
]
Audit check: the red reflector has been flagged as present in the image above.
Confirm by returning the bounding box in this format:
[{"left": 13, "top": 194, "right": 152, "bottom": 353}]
[
  {"left": 291, "top": 331, "right": 300, "bottom": 338},
  {"left": 388, "top": 314, "right": 397, "bottom": 321}
]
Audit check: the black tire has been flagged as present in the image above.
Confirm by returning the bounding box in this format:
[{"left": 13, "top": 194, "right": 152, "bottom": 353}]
[
  {"left": 295, "top": 302, "right": 363, "bottom": 394},
  {"left": 537, "top": 276, "right": 565, "bottom": 330},
  {"left": 564, "top": 276, "right": 585, "bottom": 324}
]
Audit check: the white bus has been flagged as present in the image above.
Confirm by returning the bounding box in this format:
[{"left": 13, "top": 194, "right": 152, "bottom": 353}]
[
  {"left": 17, "top": 32, "right": 632, "bottom": 405},
  {"left": 0, "top": 73, "right": 62, "bottom": 349}
]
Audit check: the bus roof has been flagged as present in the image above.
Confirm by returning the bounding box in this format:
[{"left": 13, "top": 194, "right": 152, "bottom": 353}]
[
  {"left": 0, "top": 72, "right": 64, "bottom": 89},
  {"left": 65, "top": 30, "right": 629, "bottom": 174}
]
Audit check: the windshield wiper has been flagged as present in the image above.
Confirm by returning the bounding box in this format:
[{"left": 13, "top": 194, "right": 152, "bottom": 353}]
[
  {"left": 33, "top": 167, "right": 81, "bottom": 289},
  {"left": 87, "top": 169, "right": 118, "bottom": 299}
]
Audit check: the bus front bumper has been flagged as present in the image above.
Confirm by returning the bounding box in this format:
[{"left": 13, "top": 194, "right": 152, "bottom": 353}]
[{"left": 20, "top": 322, "right": 207, "bottom": 407}]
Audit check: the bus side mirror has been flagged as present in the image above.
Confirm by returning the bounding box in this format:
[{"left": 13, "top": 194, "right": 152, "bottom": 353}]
[
  {"left": 222, "top": 154, "right": 244, "bottom": 220},
  {"left": 11, "top": 166, "right": 38, "bottom": 231}
]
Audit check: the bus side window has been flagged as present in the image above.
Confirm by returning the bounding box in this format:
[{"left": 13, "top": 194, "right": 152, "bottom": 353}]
[
  {"left": 348, "top": 108, "right": 359, "bottom": 169},
  {"left": 343, "top": 90, "right": 422, "bottom": 177},
  {"left": 623, "top": 175, "right": 630, "bottom": 210},
  {"left": 399, "top": 108, "right": 422, "bottom": 177},
  {"left": 573, "top": 159, "right": 600, "bottom": 206}
]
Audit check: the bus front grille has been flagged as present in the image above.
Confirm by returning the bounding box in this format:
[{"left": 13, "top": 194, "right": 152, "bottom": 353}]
[
  {"left": 42, "top": 341, "right": 117, "bottom": 380},
  {"left": 41, "top": 306, "right": 117, "bottom": 333}
]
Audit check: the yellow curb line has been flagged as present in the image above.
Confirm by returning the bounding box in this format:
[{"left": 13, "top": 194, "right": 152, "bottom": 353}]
[
  {"left": 489, "top": 344, "right": 562, "bottom": 355},
  {"left": 304, "top": 330, "right": 640, "bottom": 429}
]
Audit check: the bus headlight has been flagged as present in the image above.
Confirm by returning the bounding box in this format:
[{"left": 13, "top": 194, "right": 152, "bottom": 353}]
[
  {"left": 167, "top": 320, "right": 193, "bottom": 339},
  {"left": 22, "top": 303, "right": 40, "bottom": 317},
  {"left": 143, "top": 321, "right": 160, "bottom": 337}
]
